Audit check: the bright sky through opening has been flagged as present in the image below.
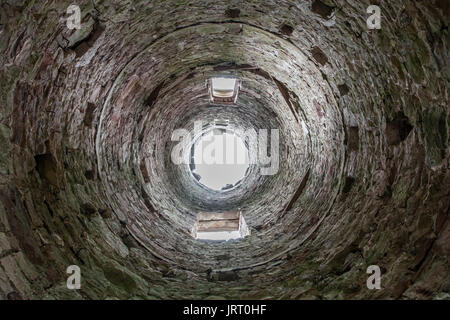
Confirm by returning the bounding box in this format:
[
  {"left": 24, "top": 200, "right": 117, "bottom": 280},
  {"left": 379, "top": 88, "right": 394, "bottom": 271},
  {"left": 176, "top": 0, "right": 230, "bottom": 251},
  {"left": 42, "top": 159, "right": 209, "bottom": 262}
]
[{"left": 192, "top": 130, "right": 249, "bottom": 190}]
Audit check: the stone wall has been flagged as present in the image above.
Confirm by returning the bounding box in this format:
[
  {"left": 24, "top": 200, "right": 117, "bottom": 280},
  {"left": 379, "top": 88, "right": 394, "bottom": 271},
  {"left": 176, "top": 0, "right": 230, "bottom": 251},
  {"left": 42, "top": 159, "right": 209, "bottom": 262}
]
[{"left": 0, "top": 0, "right": 448, "bottom": 299}]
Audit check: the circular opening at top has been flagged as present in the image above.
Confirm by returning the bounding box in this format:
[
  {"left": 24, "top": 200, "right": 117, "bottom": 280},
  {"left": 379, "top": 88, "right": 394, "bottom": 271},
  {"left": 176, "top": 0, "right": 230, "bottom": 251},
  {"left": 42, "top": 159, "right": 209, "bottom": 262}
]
[{"left": 189, "top": 128, "right": 250, "bottom": 191}]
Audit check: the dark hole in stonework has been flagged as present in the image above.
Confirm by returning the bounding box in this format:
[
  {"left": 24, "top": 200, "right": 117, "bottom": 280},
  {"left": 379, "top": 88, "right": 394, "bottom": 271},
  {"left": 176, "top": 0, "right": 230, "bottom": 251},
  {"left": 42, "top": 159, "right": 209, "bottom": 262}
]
[
  {"left": 311, "top": 46, "right": 328, "bottom": 66},
  {"left": 72, "top": 21, "right": 105, "bottom": 57},
  {"left": 194, "top": 211, "right": 249, "bottom": 241},
  {"left": 225, "top": 8, "right": 241, "bottom": 18},
  {"left": 80, "top": 203, "right": 97, "bottom": 216},
  {"left": 144, "top": 81, "right": 165, "bottom": 108},
  {"left": 84, "top": 169, "right": 97, "bottom": 180},
  {"left": 34, "top": 153, "right": 58, "bottom": 186},
  {"left": 347, "top": 126, "right": 359, "bottom": 151},
  {"left": 386, "top": 112, "right": 413, "bottom": 145},
  {"left": 83, "top": 102, "right": 96, "bottom": 127},
  {"left": 342, "top": 176, "right": 355, "bottom": 194},
  {"left": 7, "top": 292, "right": 23, "bottom": 300}
]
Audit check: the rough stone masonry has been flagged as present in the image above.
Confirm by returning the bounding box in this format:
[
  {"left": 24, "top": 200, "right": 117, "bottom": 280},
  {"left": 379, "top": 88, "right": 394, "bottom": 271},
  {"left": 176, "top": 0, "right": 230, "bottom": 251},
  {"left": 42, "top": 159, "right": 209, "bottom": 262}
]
[{"left": 0, "top": 0, "right": 448, "bottom": 300}]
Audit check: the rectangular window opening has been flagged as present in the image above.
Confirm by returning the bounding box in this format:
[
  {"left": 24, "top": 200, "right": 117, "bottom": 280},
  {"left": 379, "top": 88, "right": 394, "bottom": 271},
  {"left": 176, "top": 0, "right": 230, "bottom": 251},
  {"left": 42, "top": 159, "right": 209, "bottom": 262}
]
[{"left": 193, "top": 210, "right": 250, "bottom": 242}]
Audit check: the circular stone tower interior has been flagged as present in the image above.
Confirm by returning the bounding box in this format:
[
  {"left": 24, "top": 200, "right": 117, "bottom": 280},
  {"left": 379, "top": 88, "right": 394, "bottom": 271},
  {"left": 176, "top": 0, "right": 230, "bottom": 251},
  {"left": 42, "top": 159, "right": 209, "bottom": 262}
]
[{"left": 0, "top": 0, "right": 448, "bottom": 300}]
